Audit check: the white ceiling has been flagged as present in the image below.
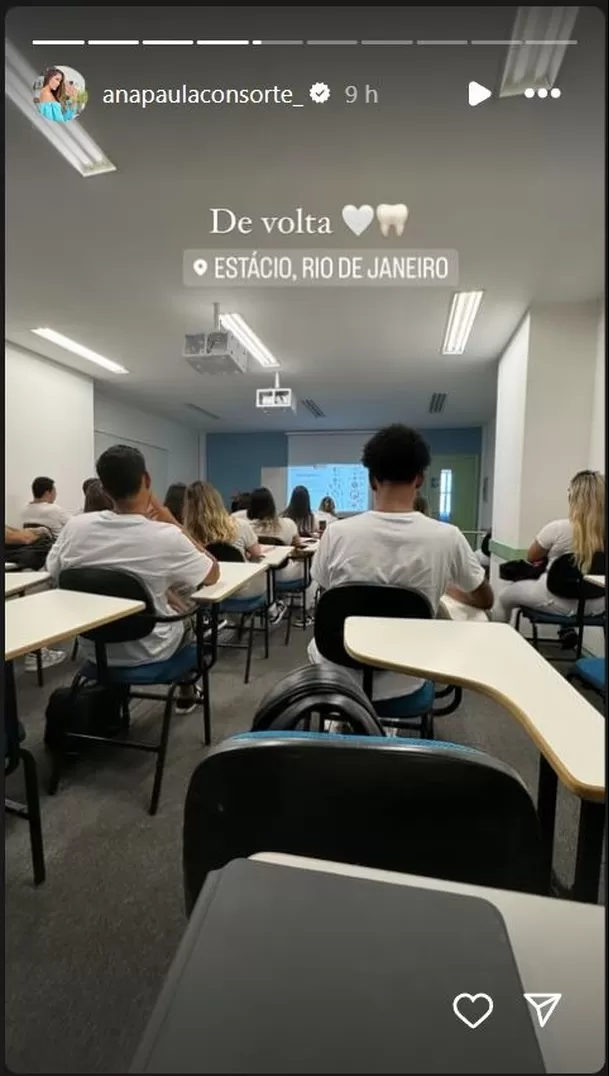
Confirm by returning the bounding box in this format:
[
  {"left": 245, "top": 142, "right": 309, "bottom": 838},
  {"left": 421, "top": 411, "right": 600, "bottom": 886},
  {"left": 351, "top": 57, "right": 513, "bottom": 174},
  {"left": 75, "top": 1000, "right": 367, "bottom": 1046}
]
[{"left": 5, "top": 6, "right": 605, "bottom": 433}]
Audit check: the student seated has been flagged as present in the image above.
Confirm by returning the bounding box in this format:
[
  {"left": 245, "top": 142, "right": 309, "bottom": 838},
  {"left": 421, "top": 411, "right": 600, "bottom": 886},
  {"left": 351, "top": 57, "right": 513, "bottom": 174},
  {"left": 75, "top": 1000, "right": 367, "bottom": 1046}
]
[
  {"left": 21, "top": 476, "right": 72, "bottom": 537},
  {"left": 5, "top": 524, "right": 49, "bottom": 545},
  {"left": 84, "top": 480, "right": 113, "bottom": 513},
  {"left": 308, "top": 424, "right": 493, "bottom": 702},
  {"left": 317, "top": 496, "right": 339, "bottom": 526},
  {"left": 283, "top": 485, "right": 319, "bottom": 537},
  {"left": 185, "top": 481, "right": 285, "bottom": 626},
  {"left": 493, "top": 471, "right": 605, "bottom": 630},
  {"left": 46, "top": 445, "right": 220, "bottom": 712},
  {"left": 164, "top": 482, "right": 187, "bottom": 525},
  {"left": 231, "top": 491, "right": 251, "bottom": 518}
]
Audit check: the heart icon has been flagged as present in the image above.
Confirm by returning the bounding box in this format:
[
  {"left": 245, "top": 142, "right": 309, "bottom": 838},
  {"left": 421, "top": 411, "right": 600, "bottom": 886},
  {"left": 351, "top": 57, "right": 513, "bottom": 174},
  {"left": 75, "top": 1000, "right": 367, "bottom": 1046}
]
[
  {"left": 341, "top": 204, "right": 374, "bottom": 236},
  {"left": 452, "top": 993, "right": 494, "bottom": 1030}
]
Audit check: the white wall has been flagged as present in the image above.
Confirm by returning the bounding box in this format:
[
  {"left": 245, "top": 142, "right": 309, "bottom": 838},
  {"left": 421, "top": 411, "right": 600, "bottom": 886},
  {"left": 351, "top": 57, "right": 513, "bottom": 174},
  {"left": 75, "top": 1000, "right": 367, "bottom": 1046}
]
[
  {"left": 94, "top": 392, "right": 199, "bottom": 492},
  {"left": 287, "top": 432, "right": 373, "bottom": 466},
  {"left": 588, "top": 306, "right": 605, "bottom": 471},
  {"left": 5, "top": 345, "right": 94, "bottom": 523},
  {"left": 492, "top": 316, "right": 530, "bottom": 549}
]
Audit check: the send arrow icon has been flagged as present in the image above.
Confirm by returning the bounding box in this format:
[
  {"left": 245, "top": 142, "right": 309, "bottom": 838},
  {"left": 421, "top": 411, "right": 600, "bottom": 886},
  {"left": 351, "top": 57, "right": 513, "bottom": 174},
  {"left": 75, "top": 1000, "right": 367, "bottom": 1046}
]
[
  {"left": 524, "top": 993, "right": 562, "bottom": 1028},
  {"left": 468, "top": 81, "right": 492, "bottom": 107}
]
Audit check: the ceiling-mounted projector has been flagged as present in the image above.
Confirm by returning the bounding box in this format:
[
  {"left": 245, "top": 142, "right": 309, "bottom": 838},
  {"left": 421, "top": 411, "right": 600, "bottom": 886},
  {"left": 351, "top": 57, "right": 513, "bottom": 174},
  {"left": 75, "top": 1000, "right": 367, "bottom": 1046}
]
[
  {"left": 256, "top": 386, "right": 297, "bottom": 413},
  {"left": 183, "top": 331, "right": 248, "bottom": 375}
]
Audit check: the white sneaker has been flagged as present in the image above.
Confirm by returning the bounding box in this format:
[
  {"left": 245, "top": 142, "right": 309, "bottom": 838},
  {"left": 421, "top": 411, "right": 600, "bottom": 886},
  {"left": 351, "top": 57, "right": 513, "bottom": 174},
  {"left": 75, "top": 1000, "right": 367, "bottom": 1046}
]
[
  {"left": 269, "top": 602, "right": 287, "bottom": 627},
  {"left": 24, "top": 648, "right": 66, "bottom": 671}
]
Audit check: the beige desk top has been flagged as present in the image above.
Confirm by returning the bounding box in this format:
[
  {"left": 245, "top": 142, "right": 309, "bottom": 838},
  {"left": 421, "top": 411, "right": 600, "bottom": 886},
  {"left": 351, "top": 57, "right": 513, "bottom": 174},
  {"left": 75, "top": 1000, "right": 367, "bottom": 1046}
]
[
  {"left": 5, "top": 589, "right": 145, "bottom": 661},
  {"left": 584, "top": 575, "right": 605, "bottom": 589},
  {"left": 5, "top": 570, "right": 51, "bottom": 598},
  {"left": 253, "top": 853, "right": 604, "bottom": 1074},
  {"left": 191, "top": 561, "right": 268, "bottom": 603},
  {"left": 259, "top": 545, "right": 294, "bottom": 569},
  {"left": 344, "top": 617, "right": 605, "bottom": 801}
]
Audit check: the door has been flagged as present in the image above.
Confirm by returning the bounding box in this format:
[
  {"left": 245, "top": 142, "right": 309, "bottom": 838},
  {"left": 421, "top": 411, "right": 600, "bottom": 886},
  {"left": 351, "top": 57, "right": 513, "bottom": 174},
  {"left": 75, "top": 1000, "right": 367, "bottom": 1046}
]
[{"left": 420, "top": 455, "right": 480, "bottom": 547}]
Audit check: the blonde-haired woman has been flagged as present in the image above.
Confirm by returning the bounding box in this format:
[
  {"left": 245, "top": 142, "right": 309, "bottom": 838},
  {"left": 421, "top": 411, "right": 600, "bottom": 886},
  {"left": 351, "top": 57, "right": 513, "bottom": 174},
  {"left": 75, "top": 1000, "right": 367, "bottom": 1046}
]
[
  {"left": 493, "top": 470, "right": 605, "bottom": 625},
  {"left": 185, "top": 481, "right": 286, "bottom": 624}
]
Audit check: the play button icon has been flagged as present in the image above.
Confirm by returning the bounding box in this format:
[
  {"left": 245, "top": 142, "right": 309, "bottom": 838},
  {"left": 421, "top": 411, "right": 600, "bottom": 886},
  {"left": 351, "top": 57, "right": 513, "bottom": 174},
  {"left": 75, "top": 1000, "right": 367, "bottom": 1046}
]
[{"left": 468, "top": 81, "right": 492, "bottom": 107}]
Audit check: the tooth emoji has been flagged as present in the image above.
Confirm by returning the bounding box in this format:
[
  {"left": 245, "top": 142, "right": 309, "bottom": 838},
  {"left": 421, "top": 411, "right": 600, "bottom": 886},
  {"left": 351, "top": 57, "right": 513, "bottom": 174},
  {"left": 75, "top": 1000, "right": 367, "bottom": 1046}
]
[{"left": 376, "top": 203, "right": 409, "bottom": 238}]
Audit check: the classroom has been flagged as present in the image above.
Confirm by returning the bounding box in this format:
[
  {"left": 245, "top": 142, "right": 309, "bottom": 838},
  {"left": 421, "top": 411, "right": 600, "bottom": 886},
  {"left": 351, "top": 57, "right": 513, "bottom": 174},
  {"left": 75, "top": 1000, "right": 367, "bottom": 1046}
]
[{"left": 4, "top": 6, "right": 606, "bottom": 1074}]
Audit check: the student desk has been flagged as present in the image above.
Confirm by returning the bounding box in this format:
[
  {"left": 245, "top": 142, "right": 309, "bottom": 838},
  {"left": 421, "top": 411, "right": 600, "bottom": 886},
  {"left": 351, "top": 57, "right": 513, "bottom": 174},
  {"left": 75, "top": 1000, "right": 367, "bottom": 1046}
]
[
  {"left": 131, "top": 853, "right": 604, "bottom": 1075},
  {"left": 344, "top": 617, "right": 605, "bottom": 904},
  {"left": 5, "top": 570, "right": 51, "bottom": 598},
  {"left": 584, "top": 575, "right": 605, "bottom": 589},
  {"left": 5, "top": 589, "right": 146, "bottom": 766},
  {"left": 192, "top": 562, "right": 269, "bottom": 667},
  {"left": 438, "top": 594, "right": 489, "bottom": 623}
]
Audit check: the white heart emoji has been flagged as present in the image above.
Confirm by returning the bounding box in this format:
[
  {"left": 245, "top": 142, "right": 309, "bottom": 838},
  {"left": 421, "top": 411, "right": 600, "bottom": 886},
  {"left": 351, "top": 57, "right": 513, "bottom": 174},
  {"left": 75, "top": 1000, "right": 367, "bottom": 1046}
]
[
  {"left": 452, "top": 993, "right": 494, "bottom": 1030},
  {"left": 341, "top": 204, "right": 374, "bottom": 236}
]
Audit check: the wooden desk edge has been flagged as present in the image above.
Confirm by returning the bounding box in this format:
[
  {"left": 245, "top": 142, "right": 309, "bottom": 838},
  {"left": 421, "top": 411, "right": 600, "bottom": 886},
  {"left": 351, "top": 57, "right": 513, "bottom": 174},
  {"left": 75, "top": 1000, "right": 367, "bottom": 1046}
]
[
  {"left": 6, "top": 599, "right": 146, "bottom": 662},
  {"left": 192, "top": 563, "right": 269, "bottom": 603},
  {"left": 343, "top": 637, "right": 605, "bottom": 803}
]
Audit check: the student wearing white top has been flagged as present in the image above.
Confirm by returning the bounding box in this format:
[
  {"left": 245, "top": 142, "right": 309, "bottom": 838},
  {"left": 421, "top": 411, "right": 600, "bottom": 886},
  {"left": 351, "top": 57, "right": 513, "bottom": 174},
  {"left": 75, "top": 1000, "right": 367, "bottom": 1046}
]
[
  {"left": 317, "top": 496, "right": 339, "bottom": 526},
  {"left": 308, "top": 424, "right": 494, "bottom": 701},
  {"left": 184, "top": 481, "right": 285, "bottom": 626},
  {"left": 283, "top": 485, "right": 319, "bottom": 537},
  {"left": 47, "top": 445, "right": 219, "bottom": 711},
  {"left": 247, "top": 487, "right": 310, "bottom": 606},
  {"left": 21, "top": 476, "right": 72, "bottom": 538},
  {"left": 493, "top": 471, "right": 605, "bottom": 625}
]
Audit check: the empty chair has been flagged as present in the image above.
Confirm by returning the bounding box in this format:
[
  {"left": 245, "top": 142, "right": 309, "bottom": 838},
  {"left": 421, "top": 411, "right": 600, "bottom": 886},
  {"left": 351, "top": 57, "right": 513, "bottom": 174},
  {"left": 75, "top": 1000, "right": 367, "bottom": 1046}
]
[
  {"left": 515, "top": 551, "right": 606, "bottom": 660},
  {"left": 313, "top": 584, "right": 438, "bottom": 736},
  {"left": 182, "top": 734, "right": 547, "bottom": 913}
]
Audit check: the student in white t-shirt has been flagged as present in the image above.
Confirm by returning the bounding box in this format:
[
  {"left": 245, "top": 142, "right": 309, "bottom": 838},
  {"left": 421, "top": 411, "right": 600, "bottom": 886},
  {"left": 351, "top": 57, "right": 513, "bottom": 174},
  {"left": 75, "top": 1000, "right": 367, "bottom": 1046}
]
[
  {"left": 247, "top": 487, "right": 309, "bottom": 598},
  {"left": 21, "top": 476, "right": 72, "bottom": 538},
  {"left": 283, "top": 485, "right": 319, "bottom": 537},
  {"left": 317, "top": 496, "right": 339, "bottom": 526},
  {"left": 47, "top": 445, "right": 219, "bottom": 712},
  {"left": 493, "top": 470, "right": 605, "bottom": 625},
  {"left": 308, "top": 424, "right": 493, "bottom": 701}
]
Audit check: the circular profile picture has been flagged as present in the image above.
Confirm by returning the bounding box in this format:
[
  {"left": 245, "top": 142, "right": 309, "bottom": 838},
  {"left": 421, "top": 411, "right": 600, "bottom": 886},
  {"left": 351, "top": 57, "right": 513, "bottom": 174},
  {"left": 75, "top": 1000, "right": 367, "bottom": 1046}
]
[{"left": 32, "top": 65, "right": 87, "bottom": 123}]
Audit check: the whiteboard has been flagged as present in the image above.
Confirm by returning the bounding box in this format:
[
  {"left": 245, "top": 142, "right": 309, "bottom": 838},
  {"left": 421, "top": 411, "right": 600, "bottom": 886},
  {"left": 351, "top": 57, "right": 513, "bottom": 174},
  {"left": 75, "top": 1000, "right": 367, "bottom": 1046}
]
[
  {"left": 94, "top": 431, "right": 169, "bottom": 499},
  {"left": 287, "top": 464, "right": 370, "bottom": 513}
]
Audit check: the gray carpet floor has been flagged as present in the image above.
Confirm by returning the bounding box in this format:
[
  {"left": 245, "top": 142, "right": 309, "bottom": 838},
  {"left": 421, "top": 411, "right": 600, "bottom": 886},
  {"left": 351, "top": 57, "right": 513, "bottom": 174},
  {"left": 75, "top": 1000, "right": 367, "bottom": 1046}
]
[{"left": 5, "top": 626, "right": 605, "bottom": 1074}]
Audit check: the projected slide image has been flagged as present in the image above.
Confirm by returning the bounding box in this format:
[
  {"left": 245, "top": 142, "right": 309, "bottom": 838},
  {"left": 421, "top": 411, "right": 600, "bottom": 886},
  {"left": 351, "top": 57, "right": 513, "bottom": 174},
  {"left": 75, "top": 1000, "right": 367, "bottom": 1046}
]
[{"left": 287, "top": 465, "right": 369, "bottom": 513}]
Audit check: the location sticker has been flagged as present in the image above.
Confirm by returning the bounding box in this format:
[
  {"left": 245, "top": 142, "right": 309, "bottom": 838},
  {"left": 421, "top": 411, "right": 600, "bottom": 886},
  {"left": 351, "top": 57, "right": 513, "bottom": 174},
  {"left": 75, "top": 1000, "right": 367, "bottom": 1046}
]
[{"left": 193, "top": 257, "right": 208, "bottom": 277}]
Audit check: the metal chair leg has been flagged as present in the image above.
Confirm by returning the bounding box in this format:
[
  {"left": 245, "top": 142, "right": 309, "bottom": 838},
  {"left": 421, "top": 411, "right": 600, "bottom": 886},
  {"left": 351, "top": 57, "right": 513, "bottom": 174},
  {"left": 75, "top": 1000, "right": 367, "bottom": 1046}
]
[
  {"left": 244, "top": 614, "right": 255, "bottom": 684},
  {"left": 149, "top": 689, "right": 176, "bottom": 816},
  {"left": 35, "top": 650, "right": 44, "bottom": 688},
  {"left": 264, "top": 606, "right": 270, "bottom": 659},
  {"left": 71, "top": 638, "right": 79, "bottom": 661},
  {"left": 420, "top": 712, "right": 434, "bottom": 740},
  {"left": 201, "top": 662, "right": 211, "bottom": 746},
  {"left": 20, "top": 747, "right": 46, "bottom": 885},
  {"left": 284, "top": 594, "right": 295, "bottom": 646},
  {"left": 530, "top": 619, "right": 540, "bottom": 650}
]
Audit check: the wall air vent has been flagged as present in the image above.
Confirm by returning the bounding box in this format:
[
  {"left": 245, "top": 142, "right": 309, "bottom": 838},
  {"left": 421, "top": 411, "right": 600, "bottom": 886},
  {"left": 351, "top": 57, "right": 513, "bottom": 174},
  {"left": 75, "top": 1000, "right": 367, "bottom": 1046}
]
[
  {"left": 429, "top": 392, "right": 447, "bottom": 415},
  {"left": 185, "top": 403, "right": 220, "bottom": 421},
  {"left": 301, "top": 398, "right": 325, "bottom": 418}
]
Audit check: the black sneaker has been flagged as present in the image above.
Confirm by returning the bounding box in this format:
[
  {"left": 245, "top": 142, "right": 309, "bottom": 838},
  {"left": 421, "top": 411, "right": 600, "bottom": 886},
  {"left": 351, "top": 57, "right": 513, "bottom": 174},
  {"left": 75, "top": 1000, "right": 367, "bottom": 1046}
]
[{"left": 176, "top": 686, "right": 204, "bottom": 714}]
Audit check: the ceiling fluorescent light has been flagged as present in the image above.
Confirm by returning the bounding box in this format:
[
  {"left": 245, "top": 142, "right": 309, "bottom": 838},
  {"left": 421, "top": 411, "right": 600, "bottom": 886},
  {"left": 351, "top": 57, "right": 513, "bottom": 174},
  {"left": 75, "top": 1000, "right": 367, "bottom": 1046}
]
[
  {"left": 5, "top": 41, "right": 116, "bottom": 177},
  {"left": 441, "top": 292, "right": 484, "bottom": 355},
  {"left": 219, "top": 313, "right": 280, "bottom": 368},
  {"left": 31, "top": 328, "right": 128, "bottom": 374},
  {"left": 499, "top": 6, "right": 579, "bottom": 98}
]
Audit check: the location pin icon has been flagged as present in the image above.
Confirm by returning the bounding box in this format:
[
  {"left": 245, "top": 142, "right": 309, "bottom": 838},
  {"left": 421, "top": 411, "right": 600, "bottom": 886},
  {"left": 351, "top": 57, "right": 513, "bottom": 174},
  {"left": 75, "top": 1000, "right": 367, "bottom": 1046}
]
[{"left": 193, "top": 258, "right": 208, "bottom": 277}]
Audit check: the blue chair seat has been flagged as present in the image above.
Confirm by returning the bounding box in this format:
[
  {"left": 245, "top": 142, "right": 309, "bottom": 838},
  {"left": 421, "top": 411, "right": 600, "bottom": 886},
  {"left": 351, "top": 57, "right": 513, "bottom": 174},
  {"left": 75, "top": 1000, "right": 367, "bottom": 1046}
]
[
  {"left": 374, "top": 680, "right": 435, "bottom": 719},
  {"left": 573, "top": 657, "right": 606, "bottom": 693},
  {"left": 275, "top": 577, "right": 307, "bottom": 593},
  {"left": 220, "top": 594, "right": 267, "bottom": 614},
  {"left": 80, "top": 643, "right": 198, "bottom": 685},
  {"left": 519, "top": 606, "right": 605, "bottom": 626},
  {"left": 234, "top": 731, "right": 482, "bottom": 751}
]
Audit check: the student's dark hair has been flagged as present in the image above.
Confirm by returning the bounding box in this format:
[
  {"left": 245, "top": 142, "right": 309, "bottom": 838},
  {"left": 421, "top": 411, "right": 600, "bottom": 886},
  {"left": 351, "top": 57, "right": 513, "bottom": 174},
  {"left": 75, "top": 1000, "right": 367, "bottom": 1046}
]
[
  {"left": 231, "top": 491, "right": 251, "bottom": 513},
  {"left": 164, "top": 482, "right": 187, "bottom": 524},
  {"left": 82, "top": 477, "right": 96, "bottom": 496},
  {"left": 248, "top": 487, "right": 277, "bottom": 522},
  {"left": 96, "top": 444, "right": 146, "bottom": 501},
  {"left": 84, "top": 479, "right": 113, "bottom": 513},
  {"left": 362, "top": 425, "right": 431, "bottom": 485},
  {"left": 32, "top": 476, "right": 54, "bottom": 499},
  {"left": 283, "top": 485, "right": 315, "bottom": 535}
]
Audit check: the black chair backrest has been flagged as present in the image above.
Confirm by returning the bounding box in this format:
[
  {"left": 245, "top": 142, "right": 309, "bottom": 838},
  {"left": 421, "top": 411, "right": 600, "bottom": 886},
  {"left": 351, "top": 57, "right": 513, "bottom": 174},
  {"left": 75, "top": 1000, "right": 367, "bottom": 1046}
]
[
  {"left": 547, "top": 551, "right": 605, "bottom": 602},
  {"left": 481, "top": 531, "right": 491, "bottom": 558},
  {"left": 206, "top": 541, "right": 245, "bottom": 563},
  {"left": 256, "top": 535, "right": 285, "bottom": 546},
  {"left": 183, "top": 736, "right": 547, "bottom": 913},
  {"left": 314, "top": 584, "right": 433, "bottom": 683},
  {"left": 58, "top": 567, "right": 156, "bottom": 643},
  {"left": 251, "top": 665, "right": 385, "bottom": 735}
]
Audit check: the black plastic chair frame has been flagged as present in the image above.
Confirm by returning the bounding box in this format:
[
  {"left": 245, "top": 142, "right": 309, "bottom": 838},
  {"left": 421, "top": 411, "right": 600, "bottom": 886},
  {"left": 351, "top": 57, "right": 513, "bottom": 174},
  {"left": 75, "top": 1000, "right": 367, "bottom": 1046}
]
[{"left": 4, "top": 661, "right": 45, "bottom": 885}]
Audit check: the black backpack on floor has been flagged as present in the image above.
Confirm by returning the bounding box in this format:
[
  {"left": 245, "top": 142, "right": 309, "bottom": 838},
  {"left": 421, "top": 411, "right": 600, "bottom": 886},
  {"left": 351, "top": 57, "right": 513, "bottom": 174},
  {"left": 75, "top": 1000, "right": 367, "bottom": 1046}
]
[{"left": 44, "top": 682, "right": 125, "bottom": 752}]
